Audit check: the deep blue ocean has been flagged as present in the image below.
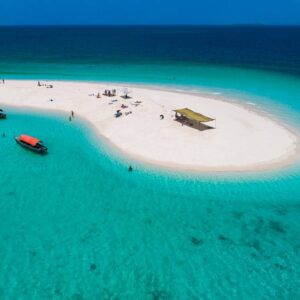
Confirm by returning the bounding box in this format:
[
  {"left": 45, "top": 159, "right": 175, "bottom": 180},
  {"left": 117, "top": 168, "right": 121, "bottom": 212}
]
[{"left": 0, "top": 26, "right": 300, "bottom": 299}]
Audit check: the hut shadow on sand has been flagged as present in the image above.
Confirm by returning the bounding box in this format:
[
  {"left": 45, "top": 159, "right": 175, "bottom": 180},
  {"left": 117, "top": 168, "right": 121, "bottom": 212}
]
[{"left": 175, "top": 118, "right": 214, "bottom": 131}]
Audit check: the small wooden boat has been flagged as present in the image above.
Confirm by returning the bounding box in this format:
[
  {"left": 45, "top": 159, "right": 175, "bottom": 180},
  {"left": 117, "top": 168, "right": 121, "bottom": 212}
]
[
  {"left": 0, "top": 109, "right": 6, "bottom": 119},
  {"left": 15, "top": 134, "right": 48, "bottom": 154}
]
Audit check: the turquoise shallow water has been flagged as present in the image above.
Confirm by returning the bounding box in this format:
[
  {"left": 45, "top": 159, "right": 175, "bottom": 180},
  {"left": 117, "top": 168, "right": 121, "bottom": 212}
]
[
  {"left": 0, "top": 107, "right": 300, "bottom": 299},
  {"left": 1, "top": 26, "right": 300, "bottom": 299}
]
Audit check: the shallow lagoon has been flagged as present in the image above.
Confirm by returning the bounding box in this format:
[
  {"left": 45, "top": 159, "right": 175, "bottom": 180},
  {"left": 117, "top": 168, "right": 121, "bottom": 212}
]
[
  {"left": 0, "top": 108, "right": 299, "bottom": 299},
  {"left": 0, "top": 25, "right": 300, "bottom": 299}
]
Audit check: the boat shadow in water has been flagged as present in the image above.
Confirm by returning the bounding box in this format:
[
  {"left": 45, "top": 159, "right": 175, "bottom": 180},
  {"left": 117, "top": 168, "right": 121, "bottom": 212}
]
[{"left": 16, "top": 144, "right": 49, "bottom": 155}]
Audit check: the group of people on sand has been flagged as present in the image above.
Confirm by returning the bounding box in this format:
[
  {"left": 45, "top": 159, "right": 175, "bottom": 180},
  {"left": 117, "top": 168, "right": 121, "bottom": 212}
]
[
  {"left": 92, "top": 88, "right": 132, "bottom": 101},
  {"left": 92, "top": 88, "right": 136, "bottom": 118},
  {"left": 37, "top": 81, "right": 53, "bottom": 88},
  {"left": 103, "top": 89, "right": 116, "bottom": 97}
]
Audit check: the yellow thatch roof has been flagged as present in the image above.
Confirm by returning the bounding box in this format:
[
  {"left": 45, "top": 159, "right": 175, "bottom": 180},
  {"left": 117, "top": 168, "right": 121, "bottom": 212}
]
[{"left": 174, "top": 108, "right": 214, "bottom": 123}]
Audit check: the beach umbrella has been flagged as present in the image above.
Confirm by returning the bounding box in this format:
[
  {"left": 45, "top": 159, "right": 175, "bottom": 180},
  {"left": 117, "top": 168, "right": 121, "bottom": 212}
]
[{"left": 122, "top": 87, "right": 131, "bottom": 98}]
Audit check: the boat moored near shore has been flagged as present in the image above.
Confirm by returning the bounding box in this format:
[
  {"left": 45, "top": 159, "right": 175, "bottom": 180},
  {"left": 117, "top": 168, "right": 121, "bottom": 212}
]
[
  {"left": 15, "top": 134, "right": 48, "bottom": 154},
  {"left": 0, "top": 109, "right": 6, "bottom": 119}
]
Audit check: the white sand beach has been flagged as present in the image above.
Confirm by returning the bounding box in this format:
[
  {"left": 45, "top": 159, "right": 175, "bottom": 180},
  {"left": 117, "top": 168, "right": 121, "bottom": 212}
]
[{"left": 0, "top": 80, "right": 299, "bottom": 171}]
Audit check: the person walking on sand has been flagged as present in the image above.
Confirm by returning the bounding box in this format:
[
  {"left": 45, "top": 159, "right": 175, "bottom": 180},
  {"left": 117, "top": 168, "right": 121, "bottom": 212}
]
[{"left": 71, "top": 110, "right": 74, "bottom": 118}]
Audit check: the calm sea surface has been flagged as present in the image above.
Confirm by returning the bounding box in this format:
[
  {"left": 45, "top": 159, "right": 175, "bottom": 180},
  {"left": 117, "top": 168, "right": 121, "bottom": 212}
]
[{"left": 0, "top": 26, "right": 300, "bottom": 299}]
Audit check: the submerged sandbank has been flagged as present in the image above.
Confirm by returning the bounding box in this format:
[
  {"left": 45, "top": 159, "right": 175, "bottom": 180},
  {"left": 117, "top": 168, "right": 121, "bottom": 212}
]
[{"left": 0, "top": 80, "right": 299, "bottom": 172}]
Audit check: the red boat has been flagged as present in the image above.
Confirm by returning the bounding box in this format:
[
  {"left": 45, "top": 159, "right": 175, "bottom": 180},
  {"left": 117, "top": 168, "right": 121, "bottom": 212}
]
[{"left": 15, "top": 134, "right": 48, "bottom": 154}]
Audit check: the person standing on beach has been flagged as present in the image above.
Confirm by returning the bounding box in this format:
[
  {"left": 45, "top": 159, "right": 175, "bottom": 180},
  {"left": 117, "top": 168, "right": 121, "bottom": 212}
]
[{"left": 71, "top": 110, "right": 74, "bottom": 117}]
